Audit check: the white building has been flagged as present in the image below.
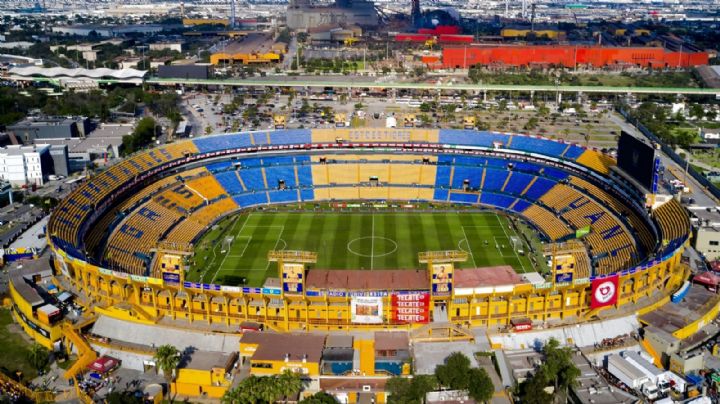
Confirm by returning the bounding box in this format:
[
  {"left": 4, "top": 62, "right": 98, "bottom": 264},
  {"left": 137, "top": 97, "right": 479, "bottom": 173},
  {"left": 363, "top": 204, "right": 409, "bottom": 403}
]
[
  {"left": 149, "top": 42, "right": 183, "bottom": 53},
  {"left": 0, "top": 145, "right": 52, "bottom": 187}
]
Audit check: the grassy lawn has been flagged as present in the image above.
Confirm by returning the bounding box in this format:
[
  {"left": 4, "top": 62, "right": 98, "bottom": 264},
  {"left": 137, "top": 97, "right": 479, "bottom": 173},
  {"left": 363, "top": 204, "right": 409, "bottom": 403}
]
[
  {"left": 0, "top": 308, "right": 40, "bottom": 382},
  {"left": 188, "top": 209, "right": 541, "bottom": 287}
]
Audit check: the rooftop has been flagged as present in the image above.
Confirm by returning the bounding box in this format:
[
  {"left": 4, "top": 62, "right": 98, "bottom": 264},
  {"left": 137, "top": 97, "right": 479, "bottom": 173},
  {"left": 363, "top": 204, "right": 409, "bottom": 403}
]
[
  {"left": 241, "top": 333, "right": 325, "bottom": 363},
  {"left": 374, "top": 331, "right": 409, "bottom": 351},
  {"left": 221, "top": 33, "right": 277, "bottom": 55},
  {"left": 306, "top": 269, "right": 427, "bottom": 291},
  {"left": 182, "top": 350, "right": 236, "bottom": 371},
  {"left": 454, "top": 266, "right": 524, "bottom": 289}
]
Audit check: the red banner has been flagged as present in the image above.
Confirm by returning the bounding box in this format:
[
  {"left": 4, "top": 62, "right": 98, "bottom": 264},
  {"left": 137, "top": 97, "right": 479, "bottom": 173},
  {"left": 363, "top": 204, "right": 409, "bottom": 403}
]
[
  {"left": 391, "top": 292, "right": 430, "bottom": 324},
  {"left": 590, "top": 275, "right": 619, "bottom": 309}
]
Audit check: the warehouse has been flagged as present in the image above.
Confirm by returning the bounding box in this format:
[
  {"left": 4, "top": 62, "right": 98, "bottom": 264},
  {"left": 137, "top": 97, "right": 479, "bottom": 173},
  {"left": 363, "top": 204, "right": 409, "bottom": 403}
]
[
  {"left": 440, "top": 45, "right": 709, "bottom": 69},
  {"left": 210, "top": 34, "right": 284, "bottom": 65}
]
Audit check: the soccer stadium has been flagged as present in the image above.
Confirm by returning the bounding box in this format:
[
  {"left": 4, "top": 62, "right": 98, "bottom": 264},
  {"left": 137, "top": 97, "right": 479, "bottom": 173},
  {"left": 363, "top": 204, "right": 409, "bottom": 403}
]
[{"left": 18, "top": 127, "right": 693, "bottom": 386}]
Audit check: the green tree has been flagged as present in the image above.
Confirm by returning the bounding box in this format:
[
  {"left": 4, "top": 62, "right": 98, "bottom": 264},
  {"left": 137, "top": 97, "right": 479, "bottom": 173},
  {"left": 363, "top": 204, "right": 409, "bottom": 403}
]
[
  {"left": 299, "top": 391, "right": 337, "bottom": 403},
  {"left": 467, "top": 367, "right": 494, "bottom": 403},
  {"left": 153, "top": 344, "right": 180, "bottom": 385},
  {"left": 386, "top": 375, "right": 437, "bottom": 404},
  {"left": 435, "top": 352, "right": 471, "bottom": 390},
  {"left": 122, "top": 117, "right": 156, "bottom": 155},
  {"left": 277, "top": 370, "right": 303, "bottom": 402},
  {"left": 689, "top": 103, "right": 705, "bottom": 119},
  {"left": 26, "top": 343, "right": 49, "bottom": 373},
  {"left": 518, "top": 367, "right": 553, "bottom": 404}
]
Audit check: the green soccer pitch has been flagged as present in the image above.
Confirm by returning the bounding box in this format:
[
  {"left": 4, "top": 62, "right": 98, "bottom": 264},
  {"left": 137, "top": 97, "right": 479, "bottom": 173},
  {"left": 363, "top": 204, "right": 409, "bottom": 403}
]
[{"left": 187, "top": 210, "right": 543, "bottom": 287}]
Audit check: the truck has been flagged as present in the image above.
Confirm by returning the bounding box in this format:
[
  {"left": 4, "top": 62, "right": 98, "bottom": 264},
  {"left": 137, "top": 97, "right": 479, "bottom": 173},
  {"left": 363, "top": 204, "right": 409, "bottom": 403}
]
[{"left": 607, "top": 354, "right": 655, "bottom": 396}]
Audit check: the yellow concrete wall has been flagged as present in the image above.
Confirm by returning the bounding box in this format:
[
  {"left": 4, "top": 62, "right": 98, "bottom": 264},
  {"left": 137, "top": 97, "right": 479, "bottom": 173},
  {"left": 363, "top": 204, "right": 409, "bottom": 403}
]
[
  {"left": 8, "top": 281, "right": 62, "bottom": 349},
  {"left": 249, "top": 359, "right": 319, "bottom": 376}
]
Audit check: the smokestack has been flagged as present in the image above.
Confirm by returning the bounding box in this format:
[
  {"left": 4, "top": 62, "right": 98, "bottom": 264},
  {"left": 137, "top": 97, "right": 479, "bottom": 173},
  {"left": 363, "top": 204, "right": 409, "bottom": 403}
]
[{"left": 411, "top": 0, "right": 421, "bottom": 27}]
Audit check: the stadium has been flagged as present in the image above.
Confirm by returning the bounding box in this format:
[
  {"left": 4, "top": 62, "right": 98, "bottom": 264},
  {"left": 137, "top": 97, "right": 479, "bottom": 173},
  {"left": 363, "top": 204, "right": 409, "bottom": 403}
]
[{"left": 42, "top": 127, "right": 690, "bottom": 344}]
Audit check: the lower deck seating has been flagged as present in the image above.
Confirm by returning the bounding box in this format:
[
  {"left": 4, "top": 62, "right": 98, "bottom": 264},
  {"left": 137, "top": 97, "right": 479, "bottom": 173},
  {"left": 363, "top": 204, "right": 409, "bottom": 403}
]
[{"left": 104, "top": 201, "right": 183, "bottom": 274}]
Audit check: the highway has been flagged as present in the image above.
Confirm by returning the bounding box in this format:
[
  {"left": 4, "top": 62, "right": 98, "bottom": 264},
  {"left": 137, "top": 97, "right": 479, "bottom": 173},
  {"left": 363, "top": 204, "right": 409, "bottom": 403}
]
[{"left": 146, "top": 76, "right": 720, "bottom": 95}]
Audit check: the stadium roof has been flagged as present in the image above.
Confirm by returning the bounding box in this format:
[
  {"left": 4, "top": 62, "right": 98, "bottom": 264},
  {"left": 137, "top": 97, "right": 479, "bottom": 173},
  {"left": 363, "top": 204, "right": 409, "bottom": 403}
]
[
  {"left": 454, "top": 266, "right": 524, "bottom": 288},
  {"left": 306, "top": 269, "right": 427, "bottom": 290},
  {"left": 9, "top": 66, "right": 147, "bottom": 80}
]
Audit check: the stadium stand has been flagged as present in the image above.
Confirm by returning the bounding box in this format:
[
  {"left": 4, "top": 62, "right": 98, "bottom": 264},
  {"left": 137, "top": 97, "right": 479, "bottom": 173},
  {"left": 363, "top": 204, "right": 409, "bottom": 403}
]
[
  {"left": 653, "top": 198, "right": 690, "bottom": 244},
  {"left": 521, "top": 205, "right": 571, "bottom": 241}
]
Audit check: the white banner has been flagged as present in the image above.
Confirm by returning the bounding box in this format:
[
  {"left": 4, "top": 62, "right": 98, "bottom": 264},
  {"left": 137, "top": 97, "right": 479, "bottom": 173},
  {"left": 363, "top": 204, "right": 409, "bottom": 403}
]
[{"left": 351, "top": 296, "right": 383, "bottom": 324}]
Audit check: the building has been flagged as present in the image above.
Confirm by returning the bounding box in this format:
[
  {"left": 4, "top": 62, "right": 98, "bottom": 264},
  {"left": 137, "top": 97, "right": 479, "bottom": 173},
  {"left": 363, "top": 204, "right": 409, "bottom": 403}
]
[
  {"left": 8, "top": 116, "right": 92, "bottom": 145},
  {"left": 239, "top": 332, "right": 325, "bottom": 376},
  {"left": 210, "top": 34, "right": 283, "bottom": 65},
  {"left": 688, "top": 206, "right": 720, "bottom": 260},
  {"left": 42, "top": 123, "right": 131, "bottom": 171},
  {"left": 500, "top": 25, "right": 566, "bottom": 39},
  {"left": 286, "top": 0, "right": 379, "bottom": 30},
  {"left": 322, "top": 335, "right": 355, "bottom": 375},
  {"left": 149, "top": 42, "right": 183, "bottom": 53},
  {"left": 8, "top": 258, "right": 64, "bottom": 349},
  {"left": 439, "top": 45, "right": 709, "bottom": 69},
  {"left": 51, "top": 24, "right": 164, "bottom": 37},
  {"left": 158, "top": 64, "right": 212, "bottom": 80},
  {"left": 374, "top": 331, "right": 410, "bottom": 376},
  {"left": 172, "top": 351, "right": 238, "bottom": 399},
  {"left": 0, "top": 144, "right": 53, "bottom": 186},
  {"left": 49, "top": 145, "right": 69, "bottom": 177}
]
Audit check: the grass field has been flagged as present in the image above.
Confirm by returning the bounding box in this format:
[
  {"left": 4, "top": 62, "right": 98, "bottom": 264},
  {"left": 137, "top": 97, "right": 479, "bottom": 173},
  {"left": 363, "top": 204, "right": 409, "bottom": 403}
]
[{"left": 188, "top": 210, "right": 541, "bottom": 287}]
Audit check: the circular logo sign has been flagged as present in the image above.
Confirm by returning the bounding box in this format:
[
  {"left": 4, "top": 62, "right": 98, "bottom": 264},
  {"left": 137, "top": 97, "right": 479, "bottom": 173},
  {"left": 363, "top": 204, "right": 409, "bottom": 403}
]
[{"left": 594, "top": 281, "right": 616, "bottom": 304}]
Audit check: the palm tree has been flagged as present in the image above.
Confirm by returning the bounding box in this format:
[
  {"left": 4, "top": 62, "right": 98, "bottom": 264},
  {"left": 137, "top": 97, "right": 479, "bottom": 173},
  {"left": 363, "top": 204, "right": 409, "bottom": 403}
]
[
  {"left": 277, "top": 370, "right": 303, "bottom": 402},
  {"left": 153, "top": 344, "right": 180, "bottom": 385},
  {"left": 27, "top": 343, "right": 50, "bottom": 373}
]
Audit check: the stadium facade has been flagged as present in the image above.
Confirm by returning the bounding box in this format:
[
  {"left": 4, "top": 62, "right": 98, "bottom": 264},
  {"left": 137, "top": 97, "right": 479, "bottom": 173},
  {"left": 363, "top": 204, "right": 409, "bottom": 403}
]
[{"left": 21, "top": 129, "right": 691, "bottom": 351}]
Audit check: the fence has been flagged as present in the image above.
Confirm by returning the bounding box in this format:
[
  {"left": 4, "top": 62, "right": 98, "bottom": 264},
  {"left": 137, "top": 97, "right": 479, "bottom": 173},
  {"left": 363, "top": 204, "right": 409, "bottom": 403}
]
[{"left": 617, "top": 107, "right": 720, "bottom": 201}]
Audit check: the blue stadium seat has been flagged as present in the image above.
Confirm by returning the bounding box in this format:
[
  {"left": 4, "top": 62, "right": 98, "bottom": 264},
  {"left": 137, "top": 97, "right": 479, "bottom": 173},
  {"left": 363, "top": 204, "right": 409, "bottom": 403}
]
[
  {"left": 433, "top": 189, "right": 449, "bottom": 201},
  {"left": 511, "top": 161, "right": 543, "bottom": 175},
  {"left": 563, "top": 145, "right": 585, "bottom": 160},
  {"left": 214, "top": 171, "right": 244, "bottom": 195},
  {"left": 504, "top": 172, "right": 534, "bottom": 195},
  {"left": 300, "top": 189, "right": 314, "bottom": 201},
  {"left": 452, "top": 166, "right": 483, "bottom": 189},
  {"left": 512, "top": 199, "right": 531, "bottom": 212},
  {"left": 511, "top": 136, "right": 568, "bottom": 156},
  {"left": 296, "top": 165, "right": 313, "bottom": 187},
  {"left": 449, "top": 192, "right": 479, "bottom": 204},
  {"left": 480, "top": 193, "right": 515, "bottom": 209},
  {"left": 265, "top": 166, "right": 296, "bottom": 188},
  {"left": 233, "top": 192, "right": 268, "bottom": 207},
  {"left": 482, "top": 169, "right": 508, "bottom": 192},
  {"left": 435, "top": 166, "right": 452, "bottom": 188},
  {"left": 193, "top": 133, "right": 253, "bottom": 153},
  {"left": 269, "top": 129, "right": 311, "bottom": 145},
  {"left": 523, "top": 177, "right": 556, "bottom": 200},
  {"left": 439, "top": 130, "right": 510, "bottom": 147},
  {"left": 206, "top": 161, "right": 233, "bottom": 173},
  {"left": 543, "top": 167, "right": 569, "bottom": 181},
  {"left": 239, "top": 168, "right": 265, "bottom": 190},
  {"left": 268, "top": 189, "right": 299, "bottom": 203}
]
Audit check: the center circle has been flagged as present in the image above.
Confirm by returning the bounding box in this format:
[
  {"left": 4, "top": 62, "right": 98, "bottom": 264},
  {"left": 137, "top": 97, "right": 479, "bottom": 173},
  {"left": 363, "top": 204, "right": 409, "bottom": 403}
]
[{"left": 347, "top": 237, "right": 398, "bottom": 258}]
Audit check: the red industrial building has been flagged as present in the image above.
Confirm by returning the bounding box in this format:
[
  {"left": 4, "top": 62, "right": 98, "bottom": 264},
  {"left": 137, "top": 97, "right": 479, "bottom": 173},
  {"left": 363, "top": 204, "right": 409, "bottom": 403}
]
[{"left": 439, "top": 45, "right": 708, "bottom": 69}]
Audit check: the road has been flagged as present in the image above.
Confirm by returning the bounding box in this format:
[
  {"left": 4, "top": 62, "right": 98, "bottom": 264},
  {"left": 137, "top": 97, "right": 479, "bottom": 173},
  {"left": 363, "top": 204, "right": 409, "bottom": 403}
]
[{"left": 147, "top": 76, "right": 720, "bottom": 95}]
